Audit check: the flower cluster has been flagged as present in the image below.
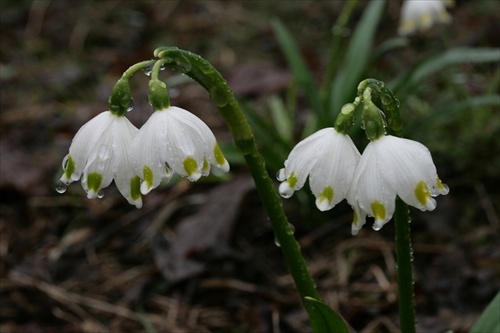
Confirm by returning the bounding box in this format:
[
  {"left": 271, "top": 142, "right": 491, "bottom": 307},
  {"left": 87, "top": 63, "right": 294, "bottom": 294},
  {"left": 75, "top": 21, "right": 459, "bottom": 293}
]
[
  {"left": 398, "top": 0, "right": 453, "bottom": 36},
  {"left": 277, "top": 83, "right": 449, "bottom": 235},
  {"left": 57, "top": 106, "right": 229, "bottom": 208}
]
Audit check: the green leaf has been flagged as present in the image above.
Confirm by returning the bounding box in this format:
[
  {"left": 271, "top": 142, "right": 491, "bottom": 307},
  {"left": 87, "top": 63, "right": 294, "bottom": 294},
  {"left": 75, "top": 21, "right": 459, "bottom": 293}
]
[
  {"left": 409, "top": 95, "right": 500, "bottom": 131},
  {"left": 330, "top": 0, "right": 386, "bottom": 123},
  {"left": 470, "top": 292, "right": 500, "bottom": 333},
  {"left": 390, "top": 48, "right": 500, "bottom": 93},
  {"left": 304, "top": 297, "right": 349, "bottom": 333},
  {"left": 271, "top": 19, "right": 324, "bottom": 126},
  {"left": 268, "top": 95, "right": 293, "bottom": 142}
]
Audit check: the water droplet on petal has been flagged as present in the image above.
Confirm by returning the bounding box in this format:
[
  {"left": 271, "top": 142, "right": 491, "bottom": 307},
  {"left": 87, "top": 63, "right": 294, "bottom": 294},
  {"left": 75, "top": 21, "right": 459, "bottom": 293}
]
[
  {"left": 97, "top": 189, "right": 104, "bottom": 198},
  {"left": 372, "top": 223, "right": 382, "bottom": 231},
  {"left": 127, "top": 98, "right": 134, "bottom": 112},
  {"left": 56, "top": 180, "right": 67, "bottom": 194}
]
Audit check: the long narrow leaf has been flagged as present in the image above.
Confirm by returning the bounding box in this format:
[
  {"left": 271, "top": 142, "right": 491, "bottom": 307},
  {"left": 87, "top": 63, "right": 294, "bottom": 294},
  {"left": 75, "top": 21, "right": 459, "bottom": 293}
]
[
  {"left": 271, "top": 19, "right": 324, "bottom": 125},
  {"left": 330, "top": 0, "right": 386, "bottom": 121},
  {"left": 408, "top": 95, "right": 500, "bottom": 131},
  {"left": 390, "top": 48, "right": 500, "bottom": 93}
]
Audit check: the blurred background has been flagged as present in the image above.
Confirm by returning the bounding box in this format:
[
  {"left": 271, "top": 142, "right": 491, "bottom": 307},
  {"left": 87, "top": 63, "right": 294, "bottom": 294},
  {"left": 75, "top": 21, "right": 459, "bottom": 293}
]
[{"left": 0, "top": 1, "right": 498, "bottom": 332}]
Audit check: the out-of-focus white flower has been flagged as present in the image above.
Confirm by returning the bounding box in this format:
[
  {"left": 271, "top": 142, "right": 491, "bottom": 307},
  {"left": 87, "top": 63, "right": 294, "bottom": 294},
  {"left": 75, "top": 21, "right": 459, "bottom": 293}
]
[
  {"left": 58, "top": 111, "right": 143, "bottom": 208},
  {"left": 277, "top": 127, "right": 361, "bottom": 211},
  {"left": 130, "top": 106, "right": 230, "bottom": 195},
  {"left": 398, "top": 0, "right": 453, "bottom": 36},
  {"left": 349, "top": 135, "right": 449, "bottom": 234}
]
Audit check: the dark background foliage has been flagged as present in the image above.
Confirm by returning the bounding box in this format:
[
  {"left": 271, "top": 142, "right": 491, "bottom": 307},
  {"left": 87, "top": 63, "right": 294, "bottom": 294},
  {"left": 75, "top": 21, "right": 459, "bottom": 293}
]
[{"left": 1, "top": 1, "right": 498, "bottom": 332}]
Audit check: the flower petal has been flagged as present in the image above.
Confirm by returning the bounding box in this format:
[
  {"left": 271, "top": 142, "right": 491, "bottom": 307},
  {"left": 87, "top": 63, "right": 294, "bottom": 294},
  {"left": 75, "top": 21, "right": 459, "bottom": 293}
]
[
  {"left": 308, "top": 129, "right": 360, "bottom": 210},
  {"left": 279, "top": 128, "right": 336, "bottom": 197},
  {"left": 375, "top": 136, "right": 445, "bottom": 211},
  {"left": 351, "top": 141, "right": 396, "bottom": 229}
]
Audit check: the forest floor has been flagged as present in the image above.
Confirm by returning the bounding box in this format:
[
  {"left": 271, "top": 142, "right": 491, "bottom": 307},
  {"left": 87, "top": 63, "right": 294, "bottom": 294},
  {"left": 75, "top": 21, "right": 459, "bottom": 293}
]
[{"left": 1, "top": 1, "right": 499, "bottom": 332}]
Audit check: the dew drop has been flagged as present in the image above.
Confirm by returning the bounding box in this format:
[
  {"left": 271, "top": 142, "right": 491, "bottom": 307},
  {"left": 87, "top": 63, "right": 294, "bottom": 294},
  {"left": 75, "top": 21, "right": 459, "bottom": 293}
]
[
  {"left": 142, "top": 64, "right": 153, "bottom": 76},
  {"left": 381, "top": 93, "right": 392, "bottom": 105},
  {"left": 372, "top": 223, "right": 382, "bottom": 231},
  {"left": 55, "top": 180, "right": 67, "bottom": 194},
  {"left": 174, "top": 54, "right": 192, "bottom": 72},
  {"left": 209, "top": 87, "right": 229, "bottom": 107},
  {"left": 287, "top": 223, "right": 295, "bottom": 235},
  {"left": 97, "top": 189, "right": 104, "bottom": 198},
  {"left": 200, "top": 61, "right": 212, "bottom": 74},
  {"left": 274, "top": 237, "right": 281, "bottom": 247},
  {"left": 127, "top": 98, "right": 134, "bottom": 112}
]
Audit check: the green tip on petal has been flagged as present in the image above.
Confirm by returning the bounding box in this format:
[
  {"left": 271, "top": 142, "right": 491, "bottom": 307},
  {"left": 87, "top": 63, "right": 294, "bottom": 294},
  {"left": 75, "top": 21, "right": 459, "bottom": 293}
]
[
  {"left": 64, "top": 155, "right": 76, "bottom": 180},
  {"left": 316, "top": 186, "right": 334, "bottom": 211},
  {"left": 287, "top": 172, "right": 298, "bottom": 188},
  {"left": 130, "top": 175, "right": 141, "bottom": 201},
  {"left": 213, "top": 143, "right": 229, "bottom": 172},
  {"left": 415, "top": 181, "right": 431, "bottom": 206},
  {"left": 87, "top": 172, "right": 103, "bottom": 192},
  {"left": 371, "top": 201, "right": 386, "bottom": 223},
  {"left": 353, "top": 210, "right": 359, "bottom": 226},
  {"left": 143, "top": 165, "right": 153, "bottom": 190},
  {"left": 183, "top": 156, "right": 201, "bottom": 181},
  {"left": 202, "top": 158, "right": 210, "bottom": 172}
]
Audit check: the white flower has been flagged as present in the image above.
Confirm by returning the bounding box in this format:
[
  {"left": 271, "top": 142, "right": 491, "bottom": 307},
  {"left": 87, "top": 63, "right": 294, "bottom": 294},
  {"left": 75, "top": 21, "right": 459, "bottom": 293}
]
[
  {"left": 58, "top": 111, "right": 143, "bottom": 208},
  {"left": 277, "top": 128, "right": 361, "bottom": 211},
  {"left": 130, "top": 106, "right": 230, "bottom": 195},
  {"left": 350, "top": 135, "right": 449, "bottom": 234},
  {"left": 398, "top": 0, "right": 452, "bottom": 36}
]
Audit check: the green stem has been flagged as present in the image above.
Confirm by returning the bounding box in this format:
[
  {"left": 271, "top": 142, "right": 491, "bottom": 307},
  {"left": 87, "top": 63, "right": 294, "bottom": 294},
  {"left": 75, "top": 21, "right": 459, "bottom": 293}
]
[
  {"left": 155, "top": 47, "right": 321, "bottom": 303},
  {"left": 394, "top": 198, "right": 416, "bottom": 332},
  {"left": 109, "top": 60, "right": 156, "bottom": 116},
  {"left": 123, "top": 60, "right": 156, "bottom": 79}
]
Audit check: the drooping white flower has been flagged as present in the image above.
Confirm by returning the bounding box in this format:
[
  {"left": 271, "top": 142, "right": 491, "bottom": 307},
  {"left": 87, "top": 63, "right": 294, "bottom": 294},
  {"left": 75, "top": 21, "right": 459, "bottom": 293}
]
[
  {"left": 398, "top": 0, "right": 452, "bottom": 36},
  {"left": 277, "top": 127, "right": 361, "bottom": 211},
  {"left": 58, "top": 111, "right": 143, "bottom": 208},
  {"left": 130, "top": 106, "right": 230, "bottom": 195},
  {"left": 350, "top": 135, "right": 449, "bottom": 234}
]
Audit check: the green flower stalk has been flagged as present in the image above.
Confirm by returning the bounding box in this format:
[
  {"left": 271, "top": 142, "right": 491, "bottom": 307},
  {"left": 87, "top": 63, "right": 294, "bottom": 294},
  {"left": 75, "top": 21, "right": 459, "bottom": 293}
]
[
  {"left": 154, "top": 47, "right": 323, "bottom": 309},
  {"left": 351, "top": 79, "right": 448, "bottom": 332}
]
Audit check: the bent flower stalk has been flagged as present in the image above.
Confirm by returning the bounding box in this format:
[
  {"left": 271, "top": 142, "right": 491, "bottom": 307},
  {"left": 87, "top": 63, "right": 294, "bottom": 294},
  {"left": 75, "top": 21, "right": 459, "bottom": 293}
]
[{"left": 57, "top": 111, "right": 143, "bottom": 208}]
